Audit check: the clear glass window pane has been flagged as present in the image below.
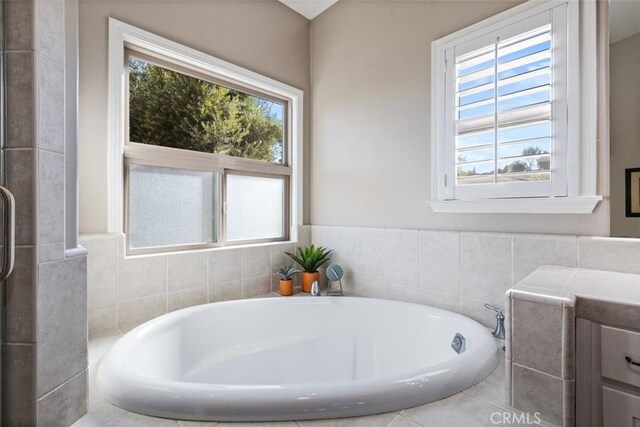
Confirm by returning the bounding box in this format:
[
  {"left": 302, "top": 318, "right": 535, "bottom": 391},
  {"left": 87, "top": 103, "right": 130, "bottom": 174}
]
[
  {"left": 226, "top": 174, "right": 285, "bottom": 241},
  {"left": 129, "top": 165, "right": 217, "bottom": 248},
  {"left": 456, "top": 129, "right": 495, "bottom": 149},
  {"left": 497, "top": 121, "right": 551, "bottom": 143},
  {"left": 456, "top": 160, "right": 495, "bottom": 185},
  {"left": 128, "top": 56, "right": 285, "bottom": 164},
  {"left": 457, "top": 147, "right": 494, "bottom": 164}
]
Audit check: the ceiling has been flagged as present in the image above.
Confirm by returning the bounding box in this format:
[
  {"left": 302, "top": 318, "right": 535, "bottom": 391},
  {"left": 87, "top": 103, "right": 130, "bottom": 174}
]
[
  {"left": 278, "top": 0, "right": 339, "bottom": 20},
  {"left": 609, "top": 0, "right": 640, "bottom": 44}
]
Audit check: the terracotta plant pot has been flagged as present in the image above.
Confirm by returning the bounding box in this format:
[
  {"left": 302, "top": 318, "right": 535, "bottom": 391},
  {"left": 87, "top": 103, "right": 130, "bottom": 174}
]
[
  {"left": 301, "top": 271, "right": 320, "bottom": 293},
  {"left": 279, "top": 279, "right": 294, "bottom": 296}
]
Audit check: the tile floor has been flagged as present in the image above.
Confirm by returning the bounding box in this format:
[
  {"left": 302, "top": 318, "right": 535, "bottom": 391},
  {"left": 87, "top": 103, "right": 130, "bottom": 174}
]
[{"left": 74, "top": 314, "right": 555, "bottom": 427}]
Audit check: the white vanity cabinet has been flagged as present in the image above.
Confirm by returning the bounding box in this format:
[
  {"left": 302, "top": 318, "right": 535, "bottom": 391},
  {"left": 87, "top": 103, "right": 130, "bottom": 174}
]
[{"left": 577, "top": 321, "right": 640, "bottom": 427}]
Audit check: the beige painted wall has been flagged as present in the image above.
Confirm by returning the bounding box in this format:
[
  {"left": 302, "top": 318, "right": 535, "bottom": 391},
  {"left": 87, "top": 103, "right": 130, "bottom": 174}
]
[
  {"left": 78, "top": 0, "right": 311, "bottom": 233},
  {"left": 310, "top": 0, "right": 610, "bottom": 235},
  {"left": 610, "top": 33, "right": 640, "bottom": 237}
]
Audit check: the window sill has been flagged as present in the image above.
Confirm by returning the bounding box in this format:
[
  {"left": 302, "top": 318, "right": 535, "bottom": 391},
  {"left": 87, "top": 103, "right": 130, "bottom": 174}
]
[
  {"left": 429, "top": 196, "right": 603, "bottom": 214},
  {"left": 125, "top": 238, "right": 298, "bottom": 258}
]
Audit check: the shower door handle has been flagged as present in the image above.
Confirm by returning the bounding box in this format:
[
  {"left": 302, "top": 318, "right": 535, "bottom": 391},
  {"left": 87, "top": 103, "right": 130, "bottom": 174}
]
[{"left": 0, "top": 186, "right": 16, "bottom": 280}]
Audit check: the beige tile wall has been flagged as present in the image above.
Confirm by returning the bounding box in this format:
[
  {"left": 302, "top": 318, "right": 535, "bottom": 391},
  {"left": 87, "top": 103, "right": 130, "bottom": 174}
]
[
  {"left": 82, "top": 226, "right": 311, "bottom": 337},
  {"left": 83, "top": 225, "right": 640, "bottom": 336},
  {"left": 312, "top": 226, "right": 640, "bottom": 328}
]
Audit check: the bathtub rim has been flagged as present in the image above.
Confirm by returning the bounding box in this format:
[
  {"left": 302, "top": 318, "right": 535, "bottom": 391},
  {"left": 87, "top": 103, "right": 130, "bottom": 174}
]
[{"left": 97, "top": 296, "right": 501, "bottom": 421}]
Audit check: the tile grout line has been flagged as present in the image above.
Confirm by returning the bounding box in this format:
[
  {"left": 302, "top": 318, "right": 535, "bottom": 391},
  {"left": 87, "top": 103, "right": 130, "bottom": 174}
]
[
  {"left": 458, "top": 231, "right": 462, "bottom": 313},
  {"left": 512, "top": 361, "right": 565, "bottom": 380},
  {"left": 461, "top": 387, "right": 519, "bottom": 414},
  {"left": 206, "top": 252, "right": 211, "bottom": 303},
  {"left": 240, "top": 249, "right": 245, "bottom": 299},
  {"left": 386, "top": 413, "right": 402, "bottom": 426},
  {"left": 510, "top": 234, "right": 515, "bottom": 289},
  {"left": 165, "top": 257, "right": 173, "bottom": 308},
  {"left": 115, "top": 236, "right": 121, "bottom": 334},
  {"left": 415, "top": 229, "right": 420, "bottom": 290}
]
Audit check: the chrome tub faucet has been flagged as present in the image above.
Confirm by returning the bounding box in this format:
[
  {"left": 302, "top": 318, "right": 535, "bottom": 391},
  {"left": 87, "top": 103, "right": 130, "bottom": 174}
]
[{"left": 484, "top": 303, "right": 505, "bottom": 340}]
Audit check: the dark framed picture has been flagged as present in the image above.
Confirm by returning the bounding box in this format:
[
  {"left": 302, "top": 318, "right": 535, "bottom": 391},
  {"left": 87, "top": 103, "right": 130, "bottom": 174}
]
[{"left": 625, "top": 167, "right": 640, "bottom": 217}]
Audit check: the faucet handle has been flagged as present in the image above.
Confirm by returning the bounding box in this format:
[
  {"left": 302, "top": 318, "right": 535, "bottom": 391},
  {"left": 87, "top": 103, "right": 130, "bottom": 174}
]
[
  {"left": 485, "top": 303, "right": 506, "bottom": 340},
  {"left": 484, "top": 303, "right": 505, "bottom": 319}
]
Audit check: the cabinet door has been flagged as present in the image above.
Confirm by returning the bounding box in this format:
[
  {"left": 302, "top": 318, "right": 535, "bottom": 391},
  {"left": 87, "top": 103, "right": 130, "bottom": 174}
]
[
  {"left": 603, "top": 386, "right": 640, "bottom": 427},
  {"left": 601, "top": 326, "right": 640, "bottom": 388}
]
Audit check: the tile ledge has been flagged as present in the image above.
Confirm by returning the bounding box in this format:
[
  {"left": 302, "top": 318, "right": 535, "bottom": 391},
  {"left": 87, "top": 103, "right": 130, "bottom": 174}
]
[
  {"left": 429, "top": 196, "right": 602, "bottom": 214},
  {"left": 65, "top": 246, "right": 88, "bottom": 258},
  {"left": 510, "top": 266, "right": 640, "bottom": 326},
  {"left": 508, "top": 288, "right": 572, "bottom": 307}
]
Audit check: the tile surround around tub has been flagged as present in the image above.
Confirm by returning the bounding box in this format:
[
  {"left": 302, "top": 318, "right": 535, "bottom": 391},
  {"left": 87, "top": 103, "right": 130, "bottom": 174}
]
[
  {"left": 356, "top": 227, "right": 386, "bottom": 279},
  {"left": 512, "top": 298, "right": 563, "bottom": 377},
  {"left": 37, "top": 255, "right": 88, "bottom": 397},
  {"left": 512, "top": 234, "right": 577, "bottom": 284},
  {"left": 577, "top": 236, "right": 640, "bottom": 274},
  {"left": 81, "top": 226, "right": 312, "bottom": 337},
  {"left": 418, "top": 230, "right": 459, "bottom": 296},
  {"left": 168, "top": 287, "right": 207, "bottom": 312},
  {"left": 384, "top": 229, "right": 418, "bottom": 286},
  {"left": 511, "top": 364, "right": 564, "bottom": 425},
  {"left": 82, "top": 235, "right": 116, "bottom": 307},
  {"left": 83, "top": 226, "right": 640, "bottom": 335},
  {"left": 310, "top": 226, "right": 640, "bottom": 328},
  {"left": 460, "top": 232, "right": 512, "bottom": 303},
  {"left": 242, "top": 246, "right": 271, "bottom": 279},
  {"left": 208, "top": 248, "right": 242, "bottom": 284},
  {"left": 168, "top": 252, "right": 207, "bottom": 292}
]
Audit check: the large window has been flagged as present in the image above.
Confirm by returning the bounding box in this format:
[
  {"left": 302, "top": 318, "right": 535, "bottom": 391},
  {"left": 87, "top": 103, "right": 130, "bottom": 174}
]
[
  {"left": 123, "top": 49, "right": 292, "bottom": 254},
  {"left": 430, "top": 0, "right": 601, "bottom": 213}
]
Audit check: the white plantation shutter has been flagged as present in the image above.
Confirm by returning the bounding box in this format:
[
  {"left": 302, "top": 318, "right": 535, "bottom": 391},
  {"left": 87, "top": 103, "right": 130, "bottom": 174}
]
[{"left": 442, "top": 5, "right": 570, "bottom": 200}]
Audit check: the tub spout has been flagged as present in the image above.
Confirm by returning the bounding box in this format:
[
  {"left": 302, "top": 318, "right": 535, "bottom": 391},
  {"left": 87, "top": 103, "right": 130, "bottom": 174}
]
[{"left": 484, "top": 303, "right": 505, "bottom": 340}]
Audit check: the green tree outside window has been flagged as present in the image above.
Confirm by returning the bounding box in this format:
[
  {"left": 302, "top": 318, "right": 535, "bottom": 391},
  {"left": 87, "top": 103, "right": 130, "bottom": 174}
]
[{"left": 129, "top": 58, "right": 285, "bottom": 163}]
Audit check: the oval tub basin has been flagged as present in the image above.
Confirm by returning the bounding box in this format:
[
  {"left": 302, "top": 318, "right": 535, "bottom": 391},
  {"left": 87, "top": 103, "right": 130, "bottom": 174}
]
[{"left": 98, "top": 297, "right": 499, "bottom": 421}]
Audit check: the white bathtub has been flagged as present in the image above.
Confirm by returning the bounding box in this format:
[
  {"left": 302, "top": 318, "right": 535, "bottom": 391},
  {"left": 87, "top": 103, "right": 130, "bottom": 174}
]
[{"left": 98, "top": 297, "right": 499, "bottom": 421}]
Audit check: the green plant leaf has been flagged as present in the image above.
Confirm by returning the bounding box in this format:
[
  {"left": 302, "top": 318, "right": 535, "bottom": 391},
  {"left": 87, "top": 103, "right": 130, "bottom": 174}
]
[
  {"left": 287, "top": 245, "right": 333, "bottom": 272},
  {"left": 276, "top": 264, "right": 301, "bottom": 279}
]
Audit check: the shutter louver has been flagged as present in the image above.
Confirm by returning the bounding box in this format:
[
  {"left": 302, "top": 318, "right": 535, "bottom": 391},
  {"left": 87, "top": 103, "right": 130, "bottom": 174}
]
[{"left": 454, "top": 24, "right": 552, "bottom": 186}]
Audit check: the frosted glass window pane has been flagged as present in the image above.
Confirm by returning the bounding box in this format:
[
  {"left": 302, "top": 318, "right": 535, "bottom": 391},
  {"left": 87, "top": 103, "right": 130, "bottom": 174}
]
[
  {"left": 129, "top": 165, "right": 217, "bottom": 248},
  {"left": 226, "top": 174, "right": 284, "bottom": 241}
]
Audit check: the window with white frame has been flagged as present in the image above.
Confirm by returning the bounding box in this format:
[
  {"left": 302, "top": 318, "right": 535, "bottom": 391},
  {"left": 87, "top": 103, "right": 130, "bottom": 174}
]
[
  {"left": 109, "top": 20, "right": 303, "bottom": 255},
  {"left": 430, "top": 0, "right": 600, "bottom": 211}
]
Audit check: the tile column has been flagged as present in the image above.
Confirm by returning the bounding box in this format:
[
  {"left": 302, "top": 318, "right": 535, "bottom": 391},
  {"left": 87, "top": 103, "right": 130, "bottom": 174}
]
[
  {"left": 3, "top": 0, "right": 87, "bottom": 424},
  {"left": 505, "top": 290, "right": 576, "bottom": 427}
]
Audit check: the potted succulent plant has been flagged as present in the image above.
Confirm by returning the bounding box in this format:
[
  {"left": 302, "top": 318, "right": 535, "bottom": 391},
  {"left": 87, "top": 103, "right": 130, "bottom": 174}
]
[
  {"left": 276, "top": 265, "right": 300, "bottom": 296},
  {"left": 285, "top": 245, "right": 332, "bottom": 293}
]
